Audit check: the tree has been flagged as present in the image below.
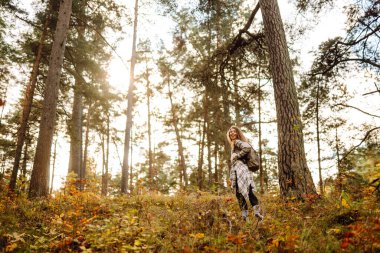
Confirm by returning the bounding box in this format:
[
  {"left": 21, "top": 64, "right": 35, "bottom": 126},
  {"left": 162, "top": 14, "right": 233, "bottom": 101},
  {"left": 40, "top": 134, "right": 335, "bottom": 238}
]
[
  {"left": 310, "top": 0, "right": 380, "bottom": 100},
  {"left": 121, "top": 0, "right": 139, "bottom": 194},
  {"left": 258, "top": 0, "right": 317, "bottom": 198},
  {"left": 28, "top": 0, "right": 72, "bottom": 198},
  {"left": 67, "top": 0, "right": 86, "bottom": 178},
  {"left": 9, "top": 3, "right": 51, "bottom": 193}
]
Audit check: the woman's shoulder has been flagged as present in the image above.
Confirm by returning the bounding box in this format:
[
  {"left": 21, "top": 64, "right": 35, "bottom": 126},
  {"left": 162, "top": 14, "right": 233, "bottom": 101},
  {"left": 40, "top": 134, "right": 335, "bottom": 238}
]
[{"left": 235, "top": 139, "right": 250, "bottom": 148}]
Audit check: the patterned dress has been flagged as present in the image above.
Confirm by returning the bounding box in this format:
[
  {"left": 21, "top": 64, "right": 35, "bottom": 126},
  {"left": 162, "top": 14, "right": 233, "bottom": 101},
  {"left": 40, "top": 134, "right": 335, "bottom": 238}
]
[{"left": 230, "top": 140, "right": 255, "bottom": 201}]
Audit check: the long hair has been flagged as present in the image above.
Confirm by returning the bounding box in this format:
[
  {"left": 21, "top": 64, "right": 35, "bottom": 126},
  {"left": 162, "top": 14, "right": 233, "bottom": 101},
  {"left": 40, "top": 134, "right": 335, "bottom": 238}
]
[{"left": 226, "top": 126, "right": 248, "bottom": 149}]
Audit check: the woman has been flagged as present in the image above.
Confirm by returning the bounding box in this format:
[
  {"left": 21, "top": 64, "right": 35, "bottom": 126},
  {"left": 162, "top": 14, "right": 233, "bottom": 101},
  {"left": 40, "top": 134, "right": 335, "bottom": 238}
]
[{"left": 227, "top": 126, "right": 264, "bottom": 222}]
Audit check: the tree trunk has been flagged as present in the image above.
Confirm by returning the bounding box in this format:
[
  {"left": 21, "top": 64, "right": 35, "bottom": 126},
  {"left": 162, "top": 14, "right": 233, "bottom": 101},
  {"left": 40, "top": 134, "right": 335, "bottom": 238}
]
[
  {"left": 50, "top": 137, "right": 58, "bottom": 194},
  {"left": 197, "top": 119, "right": 205, "bottom": 190},
  {"left": 105, "top": 113, "right": 110, "bottom": 195},
  {"left": 129, "top": 128, "right": 133, "bottom": 192},
  {"left": 167, "top": 80, "right": 187, "bottom": 189},
  {"left": 146, "top": 68, "right": 153, "bottom": 188},
  {"left": 207, "top": 125, "right": 212, "bottom": 186},
  {"left": 82, "top": 101, "right": 91, "bottom": 184},
  {"left": 258, "top": 0, "right": 316, "bottom": 198},
  {"left": 101, "top": 132, "right": 106, "bottom": 196},
  {"left": 9, "top": 9, "right": 50, "bottom": 193},
  {"left": 198, "top": 93, "right": 208, "bottom": 189},
  {"left": 68, "top": 2, "right": 85, "bottom": 184},
  {"left": 233, "top": 60, "right": 241, "bottom": 125},
  {"left": 316, "top": 83, "right": 323, "bottom": 195},
  {"left": 335, "top": 125, "right": 342, "bottom": 191},
  {"left": 121, "top": 0, "right": 138, "bottom": 194},
  {"left": 258, "top": 80, "right": 264, "bottom": 194},
  {"left": 20, "top": 131, "right": 29, "bottom": 193},
  {"left": 0, "top": 154, "right": 5, "bottom": 181},
  {"left": 68, "top": 80, "right": 83, "bottom": 177},
  {"left": 214, "top": 143, "right": 218, "bottom": 186},
  {"left": 29, "top": 0, "right": 72, "bottom": 198},
  {"left": 101, "top": 113, "right": 110, "bottom": 196}
]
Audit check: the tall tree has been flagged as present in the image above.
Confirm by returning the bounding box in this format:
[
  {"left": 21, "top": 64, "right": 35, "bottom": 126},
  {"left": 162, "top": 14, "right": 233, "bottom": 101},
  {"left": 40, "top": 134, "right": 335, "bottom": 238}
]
[
  {"left": 68, "top": 81, "right": 83, "bottom": 176},
  {"left": 167, "top": 78, "right": 188, "bottom": 189},
  {"left": 121, "top": 0, "right": 139, "bottom": 194},
  {"left": 144, "top": 62, "right": 154, "bottom": 188},
  {"left": 28, "top": 0, "right": 72, "bottom": 198},
  {"left": 9, "top": 3, "right": 51, "bottom": 193},
  {"left": 258, "top": 0, "right": 317, "bottom": 198},
  {"left": 67, "top": 1, "right": 86, "bottom": 178}
]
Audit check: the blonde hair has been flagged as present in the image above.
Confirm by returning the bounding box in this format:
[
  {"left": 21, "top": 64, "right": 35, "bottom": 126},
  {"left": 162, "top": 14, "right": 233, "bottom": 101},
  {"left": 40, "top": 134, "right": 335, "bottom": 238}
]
[{"left": 226, "top": 126, "right": 248, "bottom": 149}]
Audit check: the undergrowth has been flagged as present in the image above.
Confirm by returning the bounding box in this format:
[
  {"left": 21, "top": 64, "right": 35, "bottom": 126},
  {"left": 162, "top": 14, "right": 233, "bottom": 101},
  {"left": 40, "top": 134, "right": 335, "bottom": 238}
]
[{"left": 1, "top": 177, "right": 380, "bottom": 252}]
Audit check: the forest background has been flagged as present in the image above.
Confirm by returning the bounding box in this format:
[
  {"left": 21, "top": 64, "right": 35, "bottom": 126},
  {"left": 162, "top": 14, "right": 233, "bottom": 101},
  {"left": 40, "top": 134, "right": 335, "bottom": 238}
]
[{"left": 0, "top": 0, "right": 379, "bottom": 251}]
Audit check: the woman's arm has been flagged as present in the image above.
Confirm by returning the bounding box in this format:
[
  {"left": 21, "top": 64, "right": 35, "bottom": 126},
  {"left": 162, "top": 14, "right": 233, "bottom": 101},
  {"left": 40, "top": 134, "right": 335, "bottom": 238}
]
[{"left": 234, "top": 140, "right": 251, "bottom": 160}]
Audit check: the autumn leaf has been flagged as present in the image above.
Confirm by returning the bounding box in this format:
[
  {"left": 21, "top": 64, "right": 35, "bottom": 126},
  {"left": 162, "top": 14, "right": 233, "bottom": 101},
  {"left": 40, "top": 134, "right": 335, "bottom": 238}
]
[
  {"left": 341, "top": 191, "right": 351, "bottom": 208},
  {"left": 227, "top": 232, "right": 246, "bottom": 245},
  {"left": 190, "top": 233, "right": 205, "bottom": 239},
  {"left": 341, "top": 238, "right": 352, "bottom": 249},
  {"left": 5, "top": 243, "right": 17, "bottom": 252},
  {"left": 341, "top": 198, "right": 350, "bottom": 208}
]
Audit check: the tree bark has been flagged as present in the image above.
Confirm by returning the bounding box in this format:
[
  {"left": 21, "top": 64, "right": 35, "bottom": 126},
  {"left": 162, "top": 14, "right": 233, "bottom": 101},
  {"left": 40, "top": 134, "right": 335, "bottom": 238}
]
[
  {"left": 214, "top": 143, "right": 218, "bottom": 185},
  {"left": 82, "top": 101, "right": 92, "bottom": 185},
  {"left": 101, "top": 132, "right": 106, "bottom": 196},
  {"left": 258, "top": 80, "right": 264, "bottom": 194},
  {"left": 207, "top": 124, "right": 212, "bottom": 186},
  {"left": 233, "top": 60, "right": 241, "bottom": 125},
  {"left": 335, "top": 126, "right": 342, "bottom": 191},
  {"left": 316, "top": 83, "right": 323, "bottom": 195},
  {"left": 121, "top": 0, "right": 138, "bottom": 194},
  {"left": 146, "top": 67, "right": 153, "bottom": 188},
  {"left": 50, "top": 137, "right": 58, "bottom": 194},
  {"left": 258, "top": 0, "right": 316, "bottom": 198},
  {"left": 68, "top": 2, "right": 85, "bottom": 185},
  {"left": 20, "top": 131, "right": 29, "bottom": 193},
  {"left": 197, "top": 118, "right": 205, "bottom": 190},
  {"left": 129, "top": 128, "right": 133, "bottom": 192},
  {"left": 9, "top": 8, "right": 50, "bottom": 193},
  {"left": 68, "top": 80, "right": 83, "bottom": 177},
  {"left": 29, "top": 0, "right": 72, "bottom": 198},
  {"left": 106, "top": 114, "right": 110, "bottom": 194},
  {"left": 168, "top": 80, "right": 187, "bottom": 189}
]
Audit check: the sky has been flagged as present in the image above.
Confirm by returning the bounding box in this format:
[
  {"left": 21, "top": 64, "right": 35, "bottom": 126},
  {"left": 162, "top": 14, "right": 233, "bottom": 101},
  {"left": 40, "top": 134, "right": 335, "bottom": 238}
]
[{"left": 3, "top": 0, "right": 379, "bottom": 191}]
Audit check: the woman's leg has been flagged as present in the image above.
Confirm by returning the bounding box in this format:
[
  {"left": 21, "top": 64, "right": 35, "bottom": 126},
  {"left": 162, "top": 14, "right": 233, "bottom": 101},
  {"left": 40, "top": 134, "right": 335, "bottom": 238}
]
[
  {"left": 235, "top": 171, "right": 249, "bottom": 220},
  {"left": 236, "top": 190, "right": 249, "bottom": 220},
  {"left": 236, "top": 190, "right": 248, "bottom": 211},
  {"left": 248, "top": 185, "right": 264, "bottom": 221},
  {"left": 248, "top": 185, "right": 259, "bottom": 207}
]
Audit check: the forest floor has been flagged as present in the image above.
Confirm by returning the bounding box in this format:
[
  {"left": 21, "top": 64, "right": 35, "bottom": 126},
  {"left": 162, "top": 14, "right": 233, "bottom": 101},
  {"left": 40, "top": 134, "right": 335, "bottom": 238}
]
[{"left": 1, "top": 175, "right": 380, "bottom": 252}]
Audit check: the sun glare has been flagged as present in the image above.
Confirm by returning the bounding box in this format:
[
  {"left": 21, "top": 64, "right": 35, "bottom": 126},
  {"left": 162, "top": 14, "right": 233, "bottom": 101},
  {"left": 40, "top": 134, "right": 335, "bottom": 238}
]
[{"left": 108, "top": 59, "right": 129, "bottom": 92}]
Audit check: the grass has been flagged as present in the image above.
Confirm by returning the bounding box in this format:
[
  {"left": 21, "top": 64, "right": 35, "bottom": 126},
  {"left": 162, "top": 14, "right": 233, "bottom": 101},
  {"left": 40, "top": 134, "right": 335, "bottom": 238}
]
[{"left": 1, "top": 180, "right": 380, "bottom": 252}]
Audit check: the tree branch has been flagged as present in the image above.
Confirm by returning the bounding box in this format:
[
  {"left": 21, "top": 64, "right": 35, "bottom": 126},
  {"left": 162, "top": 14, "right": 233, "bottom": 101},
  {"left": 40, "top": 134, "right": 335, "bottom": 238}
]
[
  {"left": 238, "top": 120, "right": 277, "bottom": 127},
  {"left": 363, "top": 90, "right": 380, "bottom": 96},
  {"left": 228, "top": 3, "right": 261, "bottom": 55},
  {"left": 333, "top": 103, "right": 380, "bottom": 118},
  {"left": 339, "top": 127, "right": 380, "bottom": 164},
  {"left": 311, "top": 57, "right": 380, "bottom": 76},
  {"left": 337, "top": 23, "right": 380, "bottom": 47},
  {"left": 219, "top": 3, "right": 262, "bottom": 82}
]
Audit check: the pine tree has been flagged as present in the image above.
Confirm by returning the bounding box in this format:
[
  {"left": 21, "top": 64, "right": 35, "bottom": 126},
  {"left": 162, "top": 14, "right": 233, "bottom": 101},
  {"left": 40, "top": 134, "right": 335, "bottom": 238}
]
[
  {"left": 259, "top": 0, "right": 317, "bottom": 198},
  {"left": 29, "top": 0, "right": 72, "bottom": 198}
]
